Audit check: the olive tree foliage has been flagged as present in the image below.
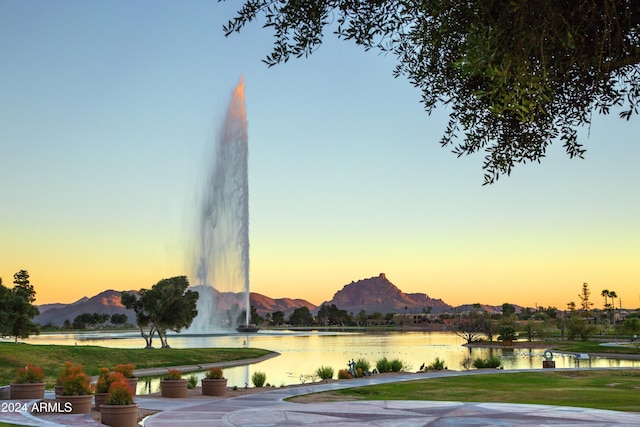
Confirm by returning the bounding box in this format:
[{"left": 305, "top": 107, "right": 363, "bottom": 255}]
[
  {"left": 121, "top": 276, "right": 199, "bottom": 348},
  {"left": 220, "top": 1, "right": 640, "bottom": 184}
]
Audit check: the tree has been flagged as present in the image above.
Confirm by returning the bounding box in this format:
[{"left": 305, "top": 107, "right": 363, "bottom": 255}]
[
  {"left": 222, "top": 1, "right": 640, "bottom": 184},
  {"left": 501, "top": 303, "right": 516, "bottom": 317},
  {"left": 498, "top": 325, "right": 518, "bottom": 345},
  {"left": 288, "top": 306, "right": 313, "bottom": 326},
  {"left": 0, "top": 270, "right": 40, "bottom": 342},
  {"left": 355, "top": 309, "right": 368, "bottom": 327},
  {"left": 454, "top": 310, "right": 485, "bottom": 344},
  {"left": 250, "top": 306, "right": 264, "bottom": 325},
  {"left": 567, "top": 315, "right": 595, "bottom": 340},
  {"left": 121, "top": 291, "right": 155, "bottom": 348},
  {"left": 601, "top": 289, "right": 611, "bottom": 309},
  {"left": 122, "top": 276, "right": 199, "bottom": 348},
  {"left": 271, "top": 310, "right": 285, "bottom": 326},
  {"left": 149, "top": 276, "right": 199, "bottom": 348},
  {"left": 110, "top": 313, "right": 128, "bottom": 326},
  {"left": 609, "top": 290, "right": 619, "bottom": 323},
  {"left": 578, "top": 282, "right": 594, "bottom": 316}
]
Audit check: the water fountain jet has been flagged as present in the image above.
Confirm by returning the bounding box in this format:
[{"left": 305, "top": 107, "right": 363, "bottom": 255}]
[{"left": 187, "top": 77, "right": 253, "bottom": 333}]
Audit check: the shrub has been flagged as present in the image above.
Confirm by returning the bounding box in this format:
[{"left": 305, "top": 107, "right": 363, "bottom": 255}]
[
  {"left": 427, "top": 357, "right": 447, "bottom": 370},
  {"left": 205, "top": 367, "right": 224, "bottom": 379},
  {"left": 59, "top": 363, "right": 93, "bottom": 396},
  {"left": 337, "top": 369, "right": 352, "bottom": 379},
  {"left": 251, "top": 371, "right": 266, "bottom": 387},
  {"left": 390, "top": 359, "right": 404, "bottom": 372},
  {"left": 106, "top": 380, "right": 134, "bottom": 405},
  {"left": 354, "top": 358, "right": 370, "bottom": 373},
  {"left": 315, "top": 366, "right": 334, "bottom": 380},
  {"left": 15, "top": 364, "right": 45, "bottom": 384},
  {"left": 187, "top": 375, "right": 198, "bottom": 389},
  {"left": 460, "top": 356, "right": 473, "bottom": 371},
  {"left": 164, "top": 369, "right": 182, "bottom": 380},
  {"left": 114, "top": 363, "right": 135, "bottom": 378},
  {"left": 376, "top": 357, "right": 392, "bottom": 373},
  {"left": 472, "top": 355, "right": 502, "bottom": 369},
  {"left": 96, "top": 370, "right": 127, "bottom": 394},
  {"left": 56, "top": 361, "right": 76, "bottom": 386}
]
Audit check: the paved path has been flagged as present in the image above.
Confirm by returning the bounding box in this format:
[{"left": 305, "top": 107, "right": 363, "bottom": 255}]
[
  {"left": 3, "top": 369, "right": 640, "bottom": 426},
  {"left": 142, "top": 369, "right": 640, "bottom": 426}
]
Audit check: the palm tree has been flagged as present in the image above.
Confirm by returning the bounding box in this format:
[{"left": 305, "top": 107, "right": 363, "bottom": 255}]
[
  {"left": 609, "top": 291, "right": 618, "bottom": 324},
  {"left": 601, "top": 289, "right": 610, "bottom": 309},
  {"left": 601, "top": 289, "right": 610, "bottom": 325}
]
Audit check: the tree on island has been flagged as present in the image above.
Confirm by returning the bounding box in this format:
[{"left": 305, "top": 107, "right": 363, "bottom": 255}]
[
  {"left": 221, "top": 1, "right": 640, "bottom": 184},
  {"left": 0, "top": 270, "right": 40, "bottom": 342},
  {"left": 121, "top": 276, "right": 199, "bottom": 348},
  {"left": 454, "top": 305, "right": 486, "bottom": 344}
]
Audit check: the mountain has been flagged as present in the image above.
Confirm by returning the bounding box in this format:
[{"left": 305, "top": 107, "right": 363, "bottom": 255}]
[
  {"left": 250, "top": 293, "right": 317, "bottom": 316},
  {"left": 35, "top": 274, "right": 480, "bottom": 326},
  {"left": 320, "top": 273, "right": 451, "bottom": 314},
  {"left": 35, "top": 288, "right": 317, "bottom": 326},
  {"left": 34, "top": 290, "right": 137, "bottom": 326}
]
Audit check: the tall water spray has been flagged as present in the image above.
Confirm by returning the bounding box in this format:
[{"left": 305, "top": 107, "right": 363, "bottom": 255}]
[{"left": 188, "top": 78, "right": 249, "bottom": 332}]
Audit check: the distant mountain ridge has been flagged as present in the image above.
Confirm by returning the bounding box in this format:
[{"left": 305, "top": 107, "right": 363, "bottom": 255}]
[
  {"left": 320, "top": 273, "right": 452, "bottom": 314},
  {"left": 34, "top": 288, "right": 318, "bottom": 326},
  {"left": 34, "top": 290, "right": 137, "bottom": 327},
  {"left": 35, "top": 273, "right": 505, "bottom": 326}
]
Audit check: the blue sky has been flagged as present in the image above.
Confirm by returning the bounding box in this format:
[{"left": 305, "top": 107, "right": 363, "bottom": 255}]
[{"left": 1, "top": 1, "right": 639, "bottom": 309}]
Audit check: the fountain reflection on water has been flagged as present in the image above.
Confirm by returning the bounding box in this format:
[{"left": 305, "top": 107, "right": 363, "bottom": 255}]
[{"left": 24, "top": 330, "right": 640, "bottom": 394}]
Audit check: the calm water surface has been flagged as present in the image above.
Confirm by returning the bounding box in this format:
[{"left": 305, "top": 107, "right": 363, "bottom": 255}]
[{"left": 25, "top": 330, "right": 640, "bottom": 394}]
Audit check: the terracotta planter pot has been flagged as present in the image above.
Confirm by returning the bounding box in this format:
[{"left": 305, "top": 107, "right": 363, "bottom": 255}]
[
  {"left": 201, "top": 378, "right": 227, "bottom": 396},
  {"left": 94, "top": 392, "right": 109, "bottom": 409},
  {"left": 54, "top": 385, "right": 63, "bottom": 396},
  {"left": 56, "top": 394, "right": 93, "bottom": 414},
  {"left": 126, "top": 377, "right": 138, "bottom": 395},
  {"left": 100, "top": 403, "right": 139, "bottom": 427},
  {"left": 9, "top": 382, "right": 46, "bottom": 399},
  {"left": 160, "top": 379, "right": 187, "bottom": 398}
]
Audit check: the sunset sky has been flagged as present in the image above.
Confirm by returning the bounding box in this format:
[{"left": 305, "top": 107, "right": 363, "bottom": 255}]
[{"left": 1, "top": 1, "right": 639, "bottom": 311}]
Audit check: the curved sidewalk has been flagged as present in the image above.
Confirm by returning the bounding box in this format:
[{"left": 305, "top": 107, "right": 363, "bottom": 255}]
[{"left": 143, "top": 370, "right": 640, "bottom": 426}]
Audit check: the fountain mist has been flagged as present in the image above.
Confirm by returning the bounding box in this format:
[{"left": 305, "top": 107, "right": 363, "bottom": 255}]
[{"left": 188, "top": 78, "right": 249, "bottom": 332}]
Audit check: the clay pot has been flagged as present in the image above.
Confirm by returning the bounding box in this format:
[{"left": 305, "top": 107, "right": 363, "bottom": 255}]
[
  {"left": 94, "top": 392, "right": 109, "bottom": 409},
  {"left": 100, "top": 403, "right": 139, "bottom": 427},
  {"left": 201, "top": 378, "right": 227, "bottom": 396},
  {"left": 9, "top": 382, "right": 46, "bottom": 399},
  {"left": 56, "top": 394, "right": 93, "bottom": 414},
  {"left": 160, "top": 379, "right": 187, "bottom": 398}
]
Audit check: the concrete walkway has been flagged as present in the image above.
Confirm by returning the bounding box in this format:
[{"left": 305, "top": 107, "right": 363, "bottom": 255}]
[
  {"left": 141, "top": 370, "right": 640, "bottom": 426},
  {"left": 3, "top": 370, "right": 640, "bottom": 426}
]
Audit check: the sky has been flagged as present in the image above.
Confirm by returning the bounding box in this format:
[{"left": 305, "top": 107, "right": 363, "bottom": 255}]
[{"left": 1, "top": 1, "right": 639, "bottom": 310}]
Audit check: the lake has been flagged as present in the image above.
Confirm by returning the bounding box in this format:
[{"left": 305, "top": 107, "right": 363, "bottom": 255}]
[{"left": 25, "top": 330, "right": 640, "bottom": 394}]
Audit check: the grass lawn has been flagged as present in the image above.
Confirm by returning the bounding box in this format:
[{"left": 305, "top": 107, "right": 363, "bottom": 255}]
[
  {"left": 0, "top": 342, "right": 272, "bottom": 388},
  {"left": 551, "top": 341, "right": 640, "bottom": 355},
  {"left": 291, "top": 370, "right": 640, "bottom": 412}
]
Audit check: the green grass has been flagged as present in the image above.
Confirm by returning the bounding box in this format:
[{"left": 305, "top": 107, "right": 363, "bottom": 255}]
[
  {"left": 551, "top": 341, "right": 640, "bottom": 355},
  {"left": 0, "top": 342, "right": 272, "bottom": 388},
  {"left": 303, "top": 370, "right": 640, "bottom": 412}
]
